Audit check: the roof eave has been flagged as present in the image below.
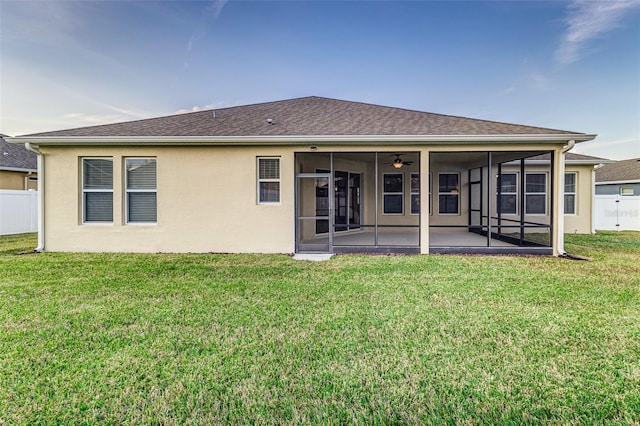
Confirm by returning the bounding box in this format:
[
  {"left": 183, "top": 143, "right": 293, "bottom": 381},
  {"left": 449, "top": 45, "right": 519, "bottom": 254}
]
[
  {"left": 566, "top": 159, "right": 616, "bottom": 165},
  {"left": 0, "top": 166, "right": 38, "bottom": 173},
  {"left": 595, "top": 179, "right": 640, "bottom": 185},
  {"left": 8, "top": 133, "right": 597, "bottom": 146}
]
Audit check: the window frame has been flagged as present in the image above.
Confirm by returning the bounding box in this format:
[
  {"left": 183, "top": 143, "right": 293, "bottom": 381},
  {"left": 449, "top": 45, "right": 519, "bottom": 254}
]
[
  {"left": 564, "top": 172, "right": 577, "bottom": 215},
  {"left": 81, "top": 157, "right": 113, "bottom": 224},
  {"left": 125, "top": 157, "right": 157, "bottom": 225},
  {"left": 438, "top": 172, "right": 460, "bottom": 215},
  {"left": 382, "top": 172, "right": 404, "bottom": 215},
  {"left": 525, "top": 172, "right": 547, "bottom": 215},
  {"left": 498, "top": 172, "right": 518, "bottom": 215},
  {"left": 257, "top": 157, "right": 281, "bottom": 204},
  {"left": 410, "top": 172, "right": 420, "bottom": 215},
  {"left": 429, "top": 172, "right": 432, "bottom": 215}
]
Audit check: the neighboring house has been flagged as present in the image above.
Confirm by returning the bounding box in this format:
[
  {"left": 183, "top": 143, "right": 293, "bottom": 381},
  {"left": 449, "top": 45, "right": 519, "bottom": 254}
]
[
  {"left": 594, "top": 157, "right": 640, "bottom": 231},
  {"left": 0, "top": 134, "right": 38, "bottom": 190},
  {"left": 9, "top": 96, "right": 597, "bottom": 255},
  {"left": 0, "top": 134, "right": 39, "bottom": 235},
  {"left": 595, "top": 158, "right": 640, "bottom": 196}
]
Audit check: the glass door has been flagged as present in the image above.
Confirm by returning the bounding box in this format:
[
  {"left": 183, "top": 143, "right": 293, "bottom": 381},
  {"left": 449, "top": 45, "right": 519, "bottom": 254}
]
[
  {"left": 296, "top": 173, "right": 332, "bottom": 253},
  {"left": 334, "top": 171, "right": 348, "bottom": 232}
]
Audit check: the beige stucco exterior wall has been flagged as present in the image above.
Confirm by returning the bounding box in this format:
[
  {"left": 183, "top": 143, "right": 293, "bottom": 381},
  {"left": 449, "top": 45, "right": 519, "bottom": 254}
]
[
  {"left": 41, "top": 146, "right": 295, "bottom": 253},
  {"left": 0, "top": 170, "right": 37, "bottom": 190},
  {"left": 564, "top": 164, "right": 595, "bottom": 234},
  {"left": 39, "top": 142, "right": 576, "bottom": 254},
  {"left": 497, "top": 162, "right": 595, "bottom": 235}
]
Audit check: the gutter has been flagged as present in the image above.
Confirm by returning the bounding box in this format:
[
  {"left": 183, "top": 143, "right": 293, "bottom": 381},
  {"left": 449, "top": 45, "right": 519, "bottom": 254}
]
[
  {"left": 24, "top": 143, "right": 44, "bottom": 252},
  {"left": 9, "top": 133, "right": 598, "bottom": 146},
  {"left": 595, "top": 179, "right": 639, "bottom": 185},
  {"left": 0, "top": 166, "right": 38, "bottom": 173}
]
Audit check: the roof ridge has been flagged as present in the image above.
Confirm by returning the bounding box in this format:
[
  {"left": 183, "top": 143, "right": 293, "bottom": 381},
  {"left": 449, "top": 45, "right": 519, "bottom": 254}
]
[{"left": 16, "top": 95, "right": 589, "bottom": 138}]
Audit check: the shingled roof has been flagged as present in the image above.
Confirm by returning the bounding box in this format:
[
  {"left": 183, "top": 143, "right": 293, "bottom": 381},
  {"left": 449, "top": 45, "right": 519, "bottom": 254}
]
[
  {"left": 596, "top": 158, "right": 640, "bottom": 183},
  {"left": 0, "top": 135, "right": 37, "bottom": 171},
  {"left": 527, "top": 152, "right": 611, "bottom": 163},
  {"left": 22, "top": 96, "right": 580, "bottom": 138}
]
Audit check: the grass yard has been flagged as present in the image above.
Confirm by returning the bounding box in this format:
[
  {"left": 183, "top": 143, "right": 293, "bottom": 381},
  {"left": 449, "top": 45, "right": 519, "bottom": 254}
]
[{"left": 1, "top": 232, "right": 639, "bottom": 424}]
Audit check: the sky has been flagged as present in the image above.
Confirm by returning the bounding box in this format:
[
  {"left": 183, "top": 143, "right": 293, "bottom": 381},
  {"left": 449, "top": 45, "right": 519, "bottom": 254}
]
[{"left": 1, "top": 0, "right": 639, "bottom": 160}]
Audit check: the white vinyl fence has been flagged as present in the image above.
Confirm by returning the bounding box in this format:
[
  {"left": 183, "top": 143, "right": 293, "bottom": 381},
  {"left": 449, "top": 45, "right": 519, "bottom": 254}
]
[
  {"left": 594, "top": 194, "right": 640, "bottom": 231},
  {"left": 0, "top": 190, "right": 38, "bottom": 235}
]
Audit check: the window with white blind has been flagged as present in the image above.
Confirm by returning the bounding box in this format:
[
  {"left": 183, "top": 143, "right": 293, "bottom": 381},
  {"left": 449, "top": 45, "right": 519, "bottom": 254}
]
[
  {"left": 82, "top": 158, "right": 113, "bottom": 223},
  {"left": 125, "top": 158, "right": 157, "bottom": 223},
  {"left": 257, "top": 157, "right": 280, "bottom": 203},
  {"left": 564, "top": 172, "right": 577, "bottom": 215}
]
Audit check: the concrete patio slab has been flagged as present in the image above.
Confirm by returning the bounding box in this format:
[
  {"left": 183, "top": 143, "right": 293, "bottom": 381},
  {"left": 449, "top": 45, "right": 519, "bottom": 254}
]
[{"left": 292, "top": 253, "right": 334, "bottom": 261}]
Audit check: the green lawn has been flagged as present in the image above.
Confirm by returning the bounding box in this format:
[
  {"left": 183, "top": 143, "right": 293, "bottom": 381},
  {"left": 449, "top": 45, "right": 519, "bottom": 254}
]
[{"left": 1, "top": 232, "right": 639, "bottom": 424}]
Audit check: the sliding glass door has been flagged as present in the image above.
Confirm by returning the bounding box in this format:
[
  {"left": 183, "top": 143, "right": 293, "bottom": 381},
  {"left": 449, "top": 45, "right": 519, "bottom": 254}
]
[{"left": 316, "top": 170, "right": 362, "bottom": 234}]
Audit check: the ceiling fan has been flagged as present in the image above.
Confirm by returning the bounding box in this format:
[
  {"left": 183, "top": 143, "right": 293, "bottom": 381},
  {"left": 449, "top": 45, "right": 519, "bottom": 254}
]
[{"left": 389, "top": 154, "right": 413, "bottom": 169}]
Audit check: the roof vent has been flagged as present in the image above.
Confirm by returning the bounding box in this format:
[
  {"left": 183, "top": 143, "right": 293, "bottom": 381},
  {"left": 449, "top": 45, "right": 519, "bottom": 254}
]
[{"left": 266, "top": 118, "right": 274, "bottom": 125}]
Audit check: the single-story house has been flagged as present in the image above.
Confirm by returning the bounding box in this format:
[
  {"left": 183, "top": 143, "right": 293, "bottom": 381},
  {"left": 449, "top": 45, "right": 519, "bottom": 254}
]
[
  {"left": 0, "top": 134, "right": 38, "bottom": 190},
  {"left": 595, "top": 158, "right": 640, "bottom": 196},
  {"left": 594, "top": 157, "right": 640, "bottom": 231},
  {"left": 1, "top": 134, "right": 39, "bottom": 236},
  {"left": 9, "top": 96, "right": 598, "bottom": 255}
]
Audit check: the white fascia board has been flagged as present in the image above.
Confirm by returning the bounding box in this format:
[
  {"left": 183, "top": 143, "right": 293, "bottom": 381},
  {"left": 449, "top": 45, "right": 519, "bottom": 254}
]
[
  {"left": 595, "top": 179, "right": 640, "bottom": 185},
  {"left": 8, "top": 133, "right": 597, "bottom": 146},
  {"left": 0, "top": 166, "right": 37, "bottom": 173},
  {"left": 503, "top": 158, "right": 614, "bottom": 167},
  {"left": 566, "top": 160, "right": 616, "bottom": 165}
]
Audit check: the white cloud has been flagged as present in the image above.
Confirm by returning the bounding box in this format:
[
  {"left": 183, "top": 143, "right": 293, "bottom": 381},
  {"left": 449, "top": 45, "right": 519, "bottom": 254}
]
[
  {"left": 63, "top": 113, "right": 128, "bottom": 125},
  {"left": 173, "top": 100, "right": 244, "bottom": 115},
  {"left": 186, "top": 0, "right": 229, "bottom": 52},
  {"left": 1, "top": 1, "right": 131, "bottom": 76},
  {"left": 573, "top": 134, "right": 640, "bottom": 160},
  {"left": 556, "top": 0, "right": 640, "bottom": 65},
  {"left": 174, "top": 105, "right": 215, "bottom": 114}
]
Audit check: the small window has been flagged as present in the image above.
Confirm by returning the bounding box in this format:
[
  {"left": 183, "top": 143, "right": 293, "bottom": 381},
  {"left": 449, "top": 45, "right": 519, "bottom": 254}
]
[
  {"left": 410, "top": 173, "right": 420, "bottom": 215},
  {"left": 564, "top": 172, "right": 577, "bottom": 215},
  {"left": 498, "top": 173, "right": 517, "bottom": 215},
  {"left": 258, "top": 157, "right": 280, "bottom": 203},
  {"left": 383, "top": 173, "right": 403, "bottom": 214},
  {"left": 438, "top": 173, "right": 459, "bottom": 215},
  {"left": 620, "top": 187, "right": 634, "bottom": 196},
  {"left": 126, "top": 158, "right": 157, "bottom": 223},
  {"left": 82, "top": 158, "right": 113, "bottom": 223},
  {"left": 525, "top": 173, "right": 546, "bottom": 215}
]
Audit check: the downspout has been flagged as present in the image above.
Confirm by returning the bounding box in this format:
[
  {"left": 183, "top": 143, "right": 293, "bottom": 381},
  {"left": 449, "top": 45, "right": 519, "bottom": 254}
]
[
  {"left": 562, "top": 140, "right": 575, "bottom": 154},
  {"left": 24, "top": 172, "right": 33, "bottom": 190},
  {"left": 24, "top": 143, "right": 44, "bottom": 252},
  {"left": 557, "top": 140, "right": 575, "bottom": 256}
]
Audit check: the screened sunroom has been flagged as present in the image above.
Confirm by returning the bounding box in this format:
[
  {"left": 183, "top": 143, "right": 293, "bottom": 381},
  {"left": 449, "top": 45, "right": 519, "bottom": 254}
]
[{"left": 294, "top": 150, "right": 556, "bottom": 255}]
